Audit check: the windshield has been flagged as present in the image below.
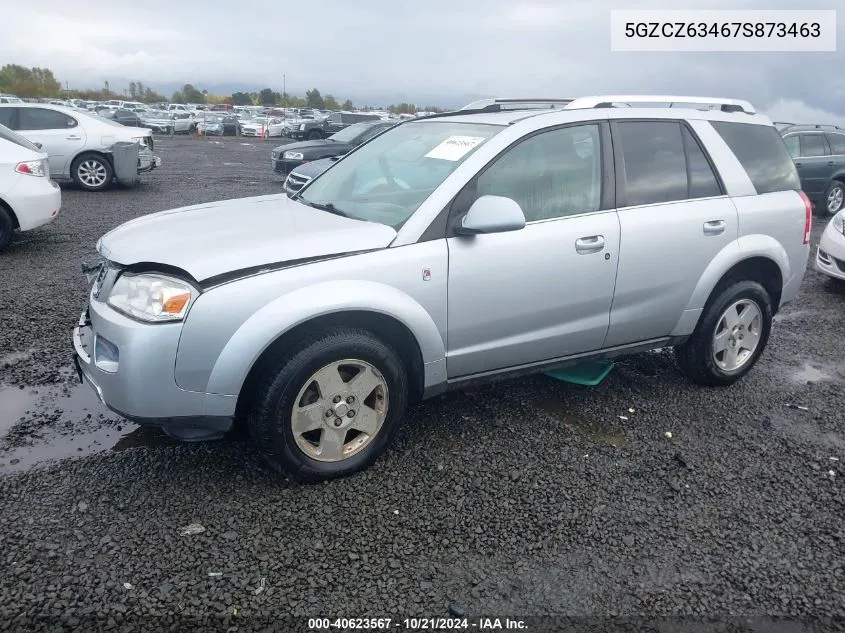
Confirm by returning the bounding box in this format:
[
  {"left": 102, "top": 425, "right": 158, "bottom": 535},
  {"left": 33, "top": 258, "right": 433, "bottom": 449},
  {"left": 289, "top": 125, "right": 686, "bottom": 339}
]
[
  {"left": 298, "top": 120, "right": 502, "bottom": 229},
  {"left": 329, "top": 123, "right": 379, "bottom": 144}
]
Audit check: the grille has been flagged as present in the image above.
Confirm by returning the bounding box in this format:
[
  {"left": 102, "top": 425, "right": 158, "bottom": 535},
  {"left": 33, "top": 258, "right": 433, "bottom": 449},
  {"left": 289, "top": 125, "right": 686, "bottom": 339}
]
[
  {"left": 834, "top": 256, "right": 845, "bottom": 273},
  {"left": 285, "top": 173, "right": 311, "bottom": 191}
]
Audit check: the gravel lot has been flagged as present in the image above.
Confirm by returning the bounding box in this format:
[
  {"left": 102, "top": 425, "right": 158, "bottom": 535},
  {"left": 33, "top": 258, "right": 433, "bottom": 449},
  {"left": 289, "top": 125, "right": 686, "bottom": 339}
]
[{"left": 0, "top": 136, "right": 843, "bottom": 631}]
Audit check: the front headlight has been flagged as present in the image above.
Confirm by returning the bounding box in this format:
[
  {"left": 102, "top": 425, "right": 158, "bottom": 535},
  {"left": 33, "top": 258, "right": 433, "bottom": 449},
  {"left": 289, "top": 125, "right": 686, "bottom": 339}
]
[
  {"left": 107, "top": 273, "right": 195, "bottom": 322},
  {"left": 299, "top": 124, "right": 306, "bottom": 131},
  {"left": 833, "top": 210, "right": 845, "bottom": 233},
  {"left": 284, "top": 151, "right": 304, "bottom": 160}
]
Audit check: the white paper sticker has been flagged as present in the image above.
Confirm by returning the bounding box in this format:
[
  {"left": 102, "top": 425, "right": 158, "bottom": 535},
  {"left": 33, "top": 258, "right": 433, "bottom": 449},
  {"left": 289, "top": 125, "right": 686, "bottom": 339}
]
[{"left": 424, "top": 136, "right": 486, "bottom": 161}]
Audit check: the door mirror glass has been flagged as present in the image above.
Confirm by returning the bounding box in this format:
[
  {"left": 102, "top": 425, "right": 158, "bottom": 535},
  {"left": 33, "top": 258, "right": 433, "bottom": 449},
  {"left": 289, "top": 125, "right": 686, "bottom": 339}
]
[{"left": 458, "top": 195, "right": 526, "bottom": 235}]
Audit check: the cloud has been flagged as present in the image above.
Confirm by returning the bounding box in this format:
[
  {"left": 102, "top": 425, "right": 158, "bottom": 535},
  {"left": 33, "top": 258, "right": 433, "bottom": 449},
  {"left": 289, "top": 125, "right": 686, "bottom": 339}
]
[{"left": 1, "top": 0, "right": 843, "bottom": 116}]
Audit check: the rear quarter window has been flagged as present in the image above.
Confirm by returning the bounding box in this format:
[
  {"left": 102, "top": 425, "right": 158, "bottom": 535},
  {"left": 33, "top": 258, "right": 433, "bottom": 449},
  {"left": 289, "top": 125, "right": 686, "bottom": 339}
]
[{"left": 710, "top": 121, "right": 800, "bottom": 194}]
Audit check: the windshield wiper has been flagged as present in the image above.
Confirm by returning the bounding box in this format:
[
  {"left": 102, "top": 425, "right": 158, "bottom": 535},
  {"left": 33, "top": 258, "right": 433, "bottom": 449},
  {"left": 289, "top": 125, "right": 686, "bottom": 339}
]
[{"left": 299, "top": 199, "right": 351, "bottom": 218}]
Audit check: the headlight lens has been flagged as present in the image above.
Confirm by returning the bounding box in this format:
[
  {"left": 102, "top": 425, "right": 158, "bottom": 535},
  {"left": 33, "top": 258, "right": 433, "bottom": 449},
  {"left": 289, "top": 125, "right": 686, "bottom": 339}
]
[
  {"left": 284, "top": 151, "right": 304, "bottom": 160},
  {"left": 299, "top": 124, "right": 306, "bottom": 131},
  {"left": 107, "top": 273, "right": 195, "bottom": 322},
  {"left": 833, "top": 210, "right": 845, "bottom": 232}
]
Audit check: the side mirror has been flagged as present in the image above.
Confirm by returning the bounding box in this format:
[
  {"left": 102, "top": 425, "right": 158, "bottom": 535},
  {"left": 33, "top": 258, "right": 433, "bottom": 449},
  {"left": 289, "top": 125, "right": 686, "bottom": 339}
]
[{"left": 457, "top": 195, "right": 526, "bottom": 235}]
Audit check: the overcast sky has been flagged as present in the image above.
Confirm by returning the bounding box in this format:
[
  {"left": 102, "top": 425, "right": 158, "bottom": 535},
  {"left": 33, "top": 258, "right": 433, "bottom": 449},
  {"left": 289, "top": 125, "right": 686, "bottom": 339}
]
[{"left": 3, "top": 0, "right": 843, "bottom": 121}]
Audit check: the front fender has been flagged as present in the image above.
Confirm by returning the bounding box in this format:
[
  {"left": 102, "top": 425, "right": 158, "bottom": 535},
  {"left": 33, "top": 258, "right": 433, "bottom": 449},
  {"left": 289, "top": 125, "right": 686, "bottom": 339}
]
[
  {"left": 672, "top": 234, "right": 790, "bottom": 336},
  {"left": 204, "top": 280, "right": 446, "bottom": 396}
]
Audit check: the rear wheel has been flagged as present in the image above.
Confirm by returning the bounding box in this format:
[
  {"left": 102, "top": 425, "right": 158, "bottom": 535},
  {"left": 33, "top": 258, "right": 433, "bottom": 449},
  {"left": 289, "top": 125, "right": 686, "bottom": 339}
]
[
  {"left": 0, "top": 204, "right": 15, "bottom": 251},
  {"left": 71, "top": 154, "right": 113, "bottom": 192},
  {"left": 307, "top": 130, "right": 323, "bottom": 140},
  {"left": 674, "top": 280, "right": 772, "bottom": 386},
  {"left": 823, "top": 180, "right": 844, "bottom": 216},
  {"left": 248, "top": 327, "right": 408, "bottom": 482}
]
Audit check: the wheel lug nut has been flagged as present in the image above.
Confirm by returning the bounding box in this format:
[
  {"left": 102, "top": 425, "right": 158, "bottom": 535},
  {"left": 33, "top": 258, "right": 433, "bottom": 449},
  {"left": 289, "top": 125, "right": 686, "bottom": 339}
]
[
  {"left": 346, "top": 396, "right": 355, "bottom": 404},
  {"left": 325, "top": 410, "right": 332, "bottom": 418},
  {"left": 334, "top": 418, "right": 342, "bottom": 427},
  {"left": 347, "top": 410, "right": 355, "bottom": 417},
  {"left": 333, "top": 396, "right": 341, "bottom": 403}
]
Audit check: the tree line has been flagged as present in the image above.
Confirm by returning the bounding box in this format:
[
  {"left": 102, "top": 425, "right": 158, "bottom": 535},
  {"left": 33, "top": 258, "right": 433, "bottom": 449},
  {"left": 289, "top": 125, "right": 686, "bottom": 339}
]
[{"left": 0, "top": 64, "right": 444, "bottom": 114}]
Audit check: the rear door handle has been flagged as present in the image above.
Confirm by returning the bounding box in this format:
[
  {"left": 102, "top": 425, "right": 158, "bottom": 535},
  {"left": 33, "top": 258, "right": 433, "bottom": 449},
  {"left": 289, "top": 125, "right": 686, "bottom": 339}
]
[
  {"left": 575, "top": 235, "right": 605, "bottom": 254},
  {"left": 703, "top": 220, "right": 726, "bottom": 236},
  {"left": 828, "top": 161, "right": 836, "bottom": 166},
  {"left": 66, "top": 135, "right": 82, "bottom": 140}
]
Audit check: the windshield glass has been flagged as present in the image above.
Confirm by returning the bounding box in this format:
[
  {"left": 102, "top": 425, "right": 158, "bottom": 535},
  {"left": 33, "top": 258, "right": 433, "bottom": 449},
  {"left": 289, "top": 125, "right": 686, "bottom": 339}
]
[
  {"left": 298, "top": 120, "right": 502, "bottom": 229},
  {"left": 329, "top": 123, "right": 379, "bottom": 144}
]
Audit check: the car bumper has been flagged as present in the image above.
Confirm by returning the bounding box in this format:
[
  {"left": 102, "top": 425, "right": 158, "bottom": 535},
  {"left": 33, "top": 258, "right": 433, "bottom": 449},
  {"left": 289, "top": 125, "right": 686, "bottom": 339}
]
[
  {"left": 138, "top": 147, "right": 161, "bottom": 173},
  {"left": 7, "top": 176, "right": 61, "bottom": 231},
  {"left": 816, "top": 220, "right": 845, "bottom": 281},
  {"left": 72, "top": 296, "right": 236, "bottom": 440},
  {"left": 272, "top": 157, "right": 305, "bottom": 175}
]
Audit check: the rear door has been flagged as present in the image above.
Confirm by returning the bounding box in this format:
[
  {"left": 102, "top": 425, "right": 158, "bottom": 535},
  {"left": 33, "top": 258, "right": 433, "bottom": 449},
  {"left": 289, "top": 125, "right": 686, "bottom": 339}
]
[
  {"left": 604, "top": 119, "right": 737, "bottom": 347},
  {"left": 794, "top": 132, "right": 832, "bottom": 198},
  {"left": 16, "top": 108, "right": 85, "bottom": 178}
]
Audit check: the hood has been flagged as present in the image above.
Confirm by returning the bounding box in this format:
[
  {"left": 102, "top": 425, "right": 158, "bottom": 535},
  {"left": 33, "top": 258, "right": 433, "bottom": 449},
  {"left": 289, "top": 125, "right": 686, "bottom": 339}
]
[
  {"left": 280, "top": 139, "right": 336, "bottom": 152},
  {"left": 97, "top": 193, "right": 397, "bottom": 283},
  {"left": 290, "top": 157, "right": 338, "bottom": 179}
]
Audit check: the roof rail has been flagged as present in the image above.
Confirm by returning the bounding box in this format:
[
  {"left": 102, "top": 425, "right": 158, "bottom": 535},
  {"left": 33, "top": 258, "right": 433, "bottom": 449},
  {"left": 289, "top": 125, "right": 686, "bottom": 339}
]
[
  {"left": 563, "top": 95, "right": 756, "bottom": 114},
  {"left": 459, "top": 98, "right": 575, "bottom": 112}
]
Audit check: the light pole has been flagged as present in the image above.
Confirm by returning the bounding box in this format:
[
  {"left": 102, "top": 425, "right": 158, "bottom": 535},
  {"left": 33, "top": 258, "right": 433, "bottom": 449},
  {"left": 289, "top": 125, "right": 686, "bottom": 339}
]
[{"left": 283, "top": 74, "right": 286, "bottom": 121}]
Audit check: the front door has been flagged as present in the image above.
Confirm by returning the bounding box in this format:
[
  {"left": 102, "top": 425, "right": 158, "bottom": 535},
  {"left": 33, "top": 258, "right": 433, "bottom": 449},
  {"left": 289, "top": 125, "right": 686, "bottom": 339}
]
[
  {"left": 446, "top": 122, "right": 620, "bottom": 377},
  {"left": 16, "top": 107, "right": 85, "bottom": 178}
]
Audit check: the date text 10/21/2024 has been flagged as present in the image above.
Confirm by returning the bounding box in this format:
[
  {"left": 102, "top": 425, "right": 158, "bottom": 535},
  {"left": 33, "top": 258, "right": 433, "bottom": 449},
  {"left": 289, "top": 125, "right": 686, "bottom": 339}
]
[{"left": 308, "top": 618, "right": 528, "bottom": 630}]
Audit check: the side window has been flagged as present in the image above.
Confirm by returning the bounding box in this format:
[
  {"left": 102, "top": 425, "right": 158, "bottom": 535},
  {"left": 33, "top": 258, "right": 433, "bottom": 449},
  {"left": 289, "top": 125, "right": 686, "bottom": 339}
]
[
  {"left": 800, "top": 134, "right": 828, "bottom": 157},
  {"left": 18, "top": 108, "right": 77, "bottom": 131},
  {"left": 682, "top": 126, "right": 722, "bottom": 199},
  {"left": 473, "top": 124, "right": 602, "bottom": 222},
  {"left": 825, "top": 133, "right": 845, "bottom": 156},
  {"left": 783, "top": 135, "right": 800, "bottom": 158},
  {"left": 0, "top": 107, "right": 15, "bottom": 129},
  {"left": 710, "top": 121, "right": 801, "bottom": 194},
  {"left": 617, "top": 121, "right": 687, "bottom": 206}
]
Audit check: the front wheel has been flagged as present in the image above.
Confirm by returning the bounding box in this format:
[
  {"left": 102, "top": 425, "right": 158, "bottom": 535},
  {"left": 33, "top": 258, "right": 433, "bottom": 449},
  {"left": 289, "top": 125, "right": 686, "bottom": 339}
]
[
  {"left": 674, "top": 280, "right": 772, "bottom": 386},
  {"left": 307, "top": 130, "right": 323, "bottom": 140},
  {"left": 248, "top": 328, "right": 408, "bottom": 482},
  {"left": 71, "top": 154, "right": 113, "bottom": 192}
]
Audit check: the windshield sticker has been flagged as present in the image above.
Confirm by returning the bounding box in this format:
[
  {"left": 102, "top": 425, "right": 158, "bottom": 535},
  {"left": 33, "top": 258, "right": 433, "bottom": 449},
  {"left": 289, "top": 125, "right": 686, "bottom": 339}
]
[{"left": 424, "top": 136, "right": 486, "bottom": 161}]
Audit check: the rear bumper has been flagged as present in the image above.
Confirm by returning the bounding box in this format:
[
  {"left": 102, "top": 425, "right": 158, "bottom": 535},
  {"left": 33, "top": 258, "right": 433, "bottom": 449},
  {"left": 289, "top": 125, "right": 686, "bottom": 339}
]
[
  {"left": 7, "top": 177, "right": 61, "bottom": 231},
  {"left": 71, "top": 298, "right": 235, "bottom": 439},
  {"left": 816, "top": 221, "right": 845, "bottom": 280}
]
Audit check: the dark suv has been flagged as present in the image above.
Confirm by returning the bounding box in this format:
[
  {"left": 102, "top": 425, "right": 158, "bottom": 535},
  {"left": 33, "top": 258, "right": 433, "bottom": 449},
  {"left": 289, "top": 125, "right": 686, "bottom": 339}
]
[
  {"left": 777, "top": 123, "right": 845, "bottom": 216},
  {"left": 291, "top": 111, "right": 382, "bottom": 141}
]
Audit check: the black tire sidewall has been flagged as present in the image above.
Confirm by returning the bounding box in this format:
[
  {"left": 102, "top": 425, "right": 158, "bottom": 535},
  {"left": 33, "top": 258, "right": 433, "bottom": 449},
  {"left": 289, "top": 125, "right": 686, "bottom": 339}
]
[
  {"left": 693, "top": 280, "right": 772, "bottom": 384},
  {"left": 824, "top": 181, "right": 845, "bottom": 216},
  {"left": 0, "top": 205, "right": 14, "bottom": 251},
  {"left": 72, "top": 154, "right": 113, "bottom": 192},
  {"left": 252, "top": 330, "right": 408, "bottom": 481},
  {"left": 307, "top": 131, "right": 322, "bottom": 140}
]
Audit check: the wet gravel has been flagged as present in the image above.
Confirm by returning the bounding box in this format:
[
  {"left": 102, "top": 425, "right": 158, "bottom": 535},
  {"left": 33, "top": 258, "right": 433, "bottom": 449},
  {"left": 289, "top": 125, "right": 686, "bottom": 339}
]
[{"left": 0, "top": 136, "right": 844, "bottom": 631}]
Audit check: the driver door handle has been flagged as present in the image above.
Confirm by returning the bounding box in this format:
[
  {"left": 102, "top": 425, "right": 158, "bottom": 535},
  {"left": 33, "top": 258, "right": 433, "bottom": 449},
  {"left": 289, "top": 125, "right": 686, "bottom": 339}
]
[
  {"left": 703, "top": 219, "right": 726, "bottom": 236},
  {"left": 575, "top": 235, "right": 605, "bottom": 254},
  {"left": 66, "top": 135, "right": 82, "bottom": 140}
]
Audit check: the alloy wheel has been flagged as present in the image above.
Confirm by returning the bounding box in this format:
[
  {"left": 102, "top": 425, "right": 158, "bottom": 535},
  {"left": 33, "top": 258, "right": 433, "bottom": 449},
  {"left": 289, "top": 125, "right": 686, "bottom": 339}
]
[{"left": 712, "top": 299, "right": 763, "bottom": 371}]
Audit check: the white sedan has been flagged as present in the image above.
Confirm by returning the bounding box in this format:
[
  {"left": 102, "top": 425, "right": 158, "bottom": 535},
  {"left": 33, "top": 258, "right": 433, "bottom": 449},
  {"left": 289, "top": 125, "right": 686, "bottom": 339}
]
[
  {"left": 241, "top": 117, "right": 285, "bottom": 137},
  {"left": 0, "top": 124, "right": 61, "bottom": 251},
  {"left": 816, "top": 209, "right": 845, "bottom": 282}
]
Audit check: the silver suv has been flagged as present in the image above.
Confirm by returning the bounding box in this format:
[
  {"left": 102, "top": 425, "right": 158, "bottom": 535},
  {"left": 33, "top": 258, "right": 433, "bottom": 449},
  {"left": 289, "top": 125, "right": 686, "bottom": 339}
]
[{"left": 72, "top": 95, "right": 811, "bottom": 482}]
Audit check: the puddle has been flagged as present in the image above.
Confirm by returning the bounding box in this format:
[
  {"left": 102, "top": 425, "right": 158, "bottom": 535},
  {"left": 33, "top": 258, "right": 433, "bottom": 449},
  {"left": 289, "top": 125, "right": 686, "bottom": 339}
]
[
  {"left": 0, "top": 382, "right": 179, "bottom": 474},
  {"left": 791, "top": 363, "right": 833, "bottom": 383},
  {"left": 535, "top": 395, "right": 629, "bottom": 447}
]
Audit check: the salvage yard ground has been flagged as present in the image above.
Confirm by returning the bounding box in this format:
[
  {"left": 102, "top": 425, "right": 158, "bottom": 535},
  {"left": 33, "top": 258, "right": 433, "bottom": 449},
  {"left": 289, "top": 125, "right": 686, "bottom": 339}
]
[{"left": 0, "top": 136, "right": 843, "bottom": 626}]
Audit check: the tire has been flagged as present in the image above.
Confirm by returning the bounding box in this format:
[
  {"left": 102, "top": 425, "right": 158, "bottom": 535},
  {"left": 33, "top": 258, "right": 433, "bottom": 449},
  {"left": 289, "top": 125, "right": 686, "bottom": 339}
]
[
  {"left": 0, "top": 204, "right": 15, "bottom": 251},
  {"left": 167, "top": 126, "right": 175, "bottom": 136},
  {"left": 248, "top": 327, "right": 409, "bottom": 482},
  {"left": 822, "top": 180, "right": 845, "bottom": 216},
  {"left": 674, "top": 280, "right": 772, "bottom": 386},
  {"left": 71, "top": 154, "right": 113, "bottom": 192},
  {"left": 189, "top": 124, "right": 197, "bottom": 135},
  {"left": 307, "top": 130, "right": 323, "bottom": 141}
]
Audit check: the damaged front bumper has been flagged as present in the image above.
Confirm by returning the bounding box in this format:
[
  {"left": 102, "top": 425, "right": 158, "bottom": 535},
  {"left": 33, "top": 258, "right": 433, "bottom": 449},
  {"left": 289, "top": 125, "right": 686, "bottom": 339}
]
[{"left": 71, "top": 290, "right": 236, "bottom": 442}]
